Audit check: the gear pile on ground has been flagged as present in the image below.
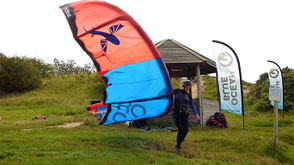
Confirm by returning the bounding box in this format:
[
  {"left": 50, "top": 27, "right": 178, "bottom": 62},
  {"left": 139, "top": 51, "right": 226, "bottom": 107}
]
[
  {"left": 32, "top": 115, "right": 46, "bottom": 120},
  {"left": 206, "top": 112, "right": 228, "bottom": 128}
]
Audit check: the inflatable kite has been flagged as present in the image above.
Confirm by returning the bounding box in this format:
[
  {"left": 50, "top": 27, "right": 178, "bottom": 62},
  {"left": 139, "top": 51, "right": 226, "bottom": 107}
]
[{"left": 60, "top": 0, "right": 173, "bottom": 125}]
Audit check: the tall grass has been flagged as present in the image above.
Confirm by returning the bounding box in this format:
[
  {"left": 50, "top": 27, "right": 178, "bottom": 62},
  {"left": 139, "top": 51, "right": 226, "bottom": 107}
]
[
  {"left": 0, "top": 73, "right": 104, "bottom": 132},
  {"left": 0, "top": 73, "right": 105, "bottom": 107}
]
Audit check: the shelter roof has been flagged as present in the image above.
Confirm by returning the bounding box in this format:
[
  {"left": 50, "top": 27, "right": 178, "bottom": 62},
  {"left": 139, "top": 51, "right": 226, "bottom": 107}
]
[{"left": 156, "top": 39, "right": 216, "bottom": 77}]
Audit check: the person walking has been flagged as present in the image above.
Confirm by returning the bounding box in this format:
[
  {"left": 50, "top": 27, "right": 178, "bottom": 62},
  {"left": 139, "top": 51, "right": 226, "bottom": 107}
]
[{"left": 173, "top": 80, "right": 200, "bottom": 153}]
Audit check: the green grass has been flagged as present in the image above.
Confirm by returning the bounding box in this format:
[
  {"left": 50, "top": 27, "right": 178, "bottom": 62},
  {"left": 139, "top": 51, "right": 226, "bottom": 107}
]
[
  {"left": 0, "top": 75, "right": 294, "bottom": 164},
  {"left": 1, "top": 111, "right": 293, "bottom": 164},
  {"left": 201, "top": 75, "right": 218, "bottom": 101},
  {"left": 0, "top": 74, "right": 105, "bottom": 107}
]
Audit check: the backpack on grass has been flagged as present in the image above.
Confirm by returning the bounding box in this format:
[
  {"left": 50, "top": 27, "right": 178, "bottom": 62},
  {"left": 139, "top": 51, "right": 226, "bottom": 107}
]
[{"left": 206, "top": 112, "right": 228, "bottom": 128}]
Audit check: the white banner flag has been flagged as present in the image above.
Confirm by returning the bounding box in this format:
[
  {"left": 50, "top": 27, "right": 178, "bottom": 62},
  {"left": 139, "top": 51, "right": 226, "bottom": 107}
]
[
  {"left": 268, "top": 60, "right": 284, "bottom": 110},
  {"left": 212, "top": 40, "right": 244, "bottom": 115}
]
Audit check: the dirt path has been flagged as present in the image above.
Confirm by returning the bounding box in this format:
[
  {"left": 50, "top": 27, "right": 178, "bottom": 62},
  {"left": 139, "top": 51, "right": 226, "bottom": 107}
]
[
  {"left": 22, "top": 122, "right": 83, "bottom": 131},
  {"left": 50, "top": 122, "right": 83, "bottom": 128}
]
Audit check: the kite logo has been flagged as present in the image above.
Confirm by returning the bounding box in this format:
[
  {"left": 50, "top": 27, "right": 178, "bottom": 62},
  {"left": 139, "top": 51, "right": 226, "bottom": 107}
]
[
  {"left": 84, "top": 24, "right": 124, "bottom": 53},
  {"left": 218, "top": 52, "right": 233, "bottom": 67},
  {"left": 112, "top": 103, "right": 146, "bottom": 122},
  {"left": 269, "top": 68, "right": 279, "bottom": 78},
  {"left": 62, "top": 7, "right": 72, "bottom": 17}
]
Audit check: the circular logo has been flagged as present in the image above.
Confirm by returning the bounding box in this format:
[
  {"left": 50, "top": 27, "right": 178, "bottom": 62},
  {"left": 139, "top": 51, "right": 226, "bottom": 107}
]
[
  {"left": 269, "top": 68, "right": 279, "bottom": 78},
  {"left": 218, "top": 52, "right": 233, "bottom": 67}
]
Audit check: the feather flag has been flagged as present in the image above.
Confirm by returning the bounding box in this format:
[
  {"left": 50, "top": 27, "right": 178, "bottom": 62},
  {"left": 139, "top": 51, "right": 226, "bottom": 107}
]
[
  {"left": 212, "top": 40, "right": 244, "bottom": 116},
  {"left": 268, "top": 60, "right": 284, "bottom": 110}
]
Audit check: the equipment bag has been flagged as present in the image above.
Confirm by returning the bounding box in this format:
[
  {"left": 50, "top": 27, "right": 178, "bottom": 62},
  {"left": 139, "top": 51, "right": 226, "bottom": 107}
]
[{"left": 206, "top": 112, "right": 228, "bottom": 128}]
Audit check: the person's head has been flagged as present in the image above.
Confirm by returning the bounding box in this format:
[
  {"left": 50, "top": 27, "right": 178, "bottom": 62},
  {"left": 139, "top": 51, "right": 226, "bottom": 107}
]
[{"left": 182, "top": 80, "right": 192, "bottom": 92}]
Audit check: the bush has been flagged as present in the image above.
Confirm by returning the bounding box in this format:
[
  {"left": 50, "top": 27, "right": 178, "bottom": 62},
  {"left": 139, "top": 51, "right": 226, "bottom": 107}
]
[
  {"left": 0, "top": 54, "right": 41, "bottom": 93},
  {"left": 248, "top": 67, "right": 294, "bottom": 112},
  {"left": 27, "top": 58, "right": 54, "bottom": 78},
  {"left": 52, "top": 58, "right": 95, "bottom": 76},
  {"left": 170, "top": 78, "right": 181, "bottom": 89}
]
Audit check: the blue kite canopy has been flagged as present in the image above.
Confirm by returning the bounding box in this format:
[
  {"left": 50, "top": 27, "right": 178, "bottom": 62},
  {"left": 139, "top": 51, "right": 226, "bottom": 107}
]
[{"left": 104, "top": 58, "right": 171, "bottom": 104}]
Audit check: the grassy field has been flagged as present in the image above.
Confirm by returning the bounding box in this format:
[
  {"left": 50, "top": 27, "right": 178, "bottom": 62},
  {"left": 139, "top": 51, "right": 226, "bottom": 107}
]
[{"left": 0, "top": 75, "right": 294, "bottom": 165}]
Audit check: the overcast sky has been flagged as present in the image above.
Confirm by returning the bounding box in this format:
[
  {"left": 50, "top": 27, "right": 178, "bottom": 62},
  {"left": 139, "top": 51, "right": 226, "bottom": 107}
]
[{"left": 0, "top": 0, "right": 293, "bottom": 83}]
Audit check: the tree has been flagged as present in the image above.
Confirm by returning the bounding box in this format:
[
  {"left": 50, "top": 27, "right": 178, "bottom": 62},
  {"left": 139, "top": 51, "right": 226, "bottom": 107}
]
[
  {"left": 0, "top": 55, "right": 41, "bottom": 93},
  {"left": 282, "top": 67, "right": 294, "bottom": 111},
  {"left": 52, "top": 58, "right": 95, "bottom": 76},
  {"left": 28, "top": 58, "right": 54, "bottom": 78}
]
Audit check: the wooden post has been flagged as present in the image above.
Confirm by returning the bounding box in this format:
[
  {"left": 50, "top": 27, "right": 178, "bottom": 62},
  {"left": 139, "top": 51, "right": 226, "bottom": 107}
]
[
  {"left": 196, "top": 65, "right": 203, "bottom": 125},
  {"left": 274, "top": 100, "right": 279, "bottom": 145}
]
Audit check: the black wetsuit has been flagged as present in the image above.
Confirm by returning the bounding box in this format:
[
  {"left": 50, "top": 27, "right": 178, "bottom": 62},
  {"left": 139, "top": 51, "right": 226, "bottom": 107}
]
[{"left": 173, "top": 89, "right": 198, "bottom": 149}]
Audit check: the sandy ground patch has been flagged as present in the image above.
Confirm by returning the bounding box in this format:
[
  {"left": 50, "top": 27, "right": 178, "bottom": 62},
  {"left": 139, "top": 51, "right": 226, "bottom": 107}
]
[
  {"left": 22, "top": 122, "right": 83, "bottom": 131},
  {"left": 51, "top": 122, "right": 83, "bottom": 128}
]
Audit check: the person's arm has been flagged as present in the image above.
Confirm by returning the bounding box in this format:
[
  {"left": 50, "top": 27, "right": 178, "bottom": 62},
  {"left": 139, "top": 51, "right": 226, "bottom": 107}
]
[
  {"left": 188, "top": 98, "right": 197, "bottom": 115},
  {"left": 188, "top": 95, "right": 200, "bottom": 120}
]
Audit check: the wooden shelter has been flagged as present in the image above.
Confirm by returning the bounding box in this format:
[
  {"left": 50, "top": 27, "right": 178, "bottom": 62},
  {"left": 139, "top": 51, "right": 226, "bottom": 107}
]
[
  {"left": 156, "top": 39, "right": 216, "bottom": 77},
  {"left": 155, "top": 39, "right": 216, "bottom": 125}
]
